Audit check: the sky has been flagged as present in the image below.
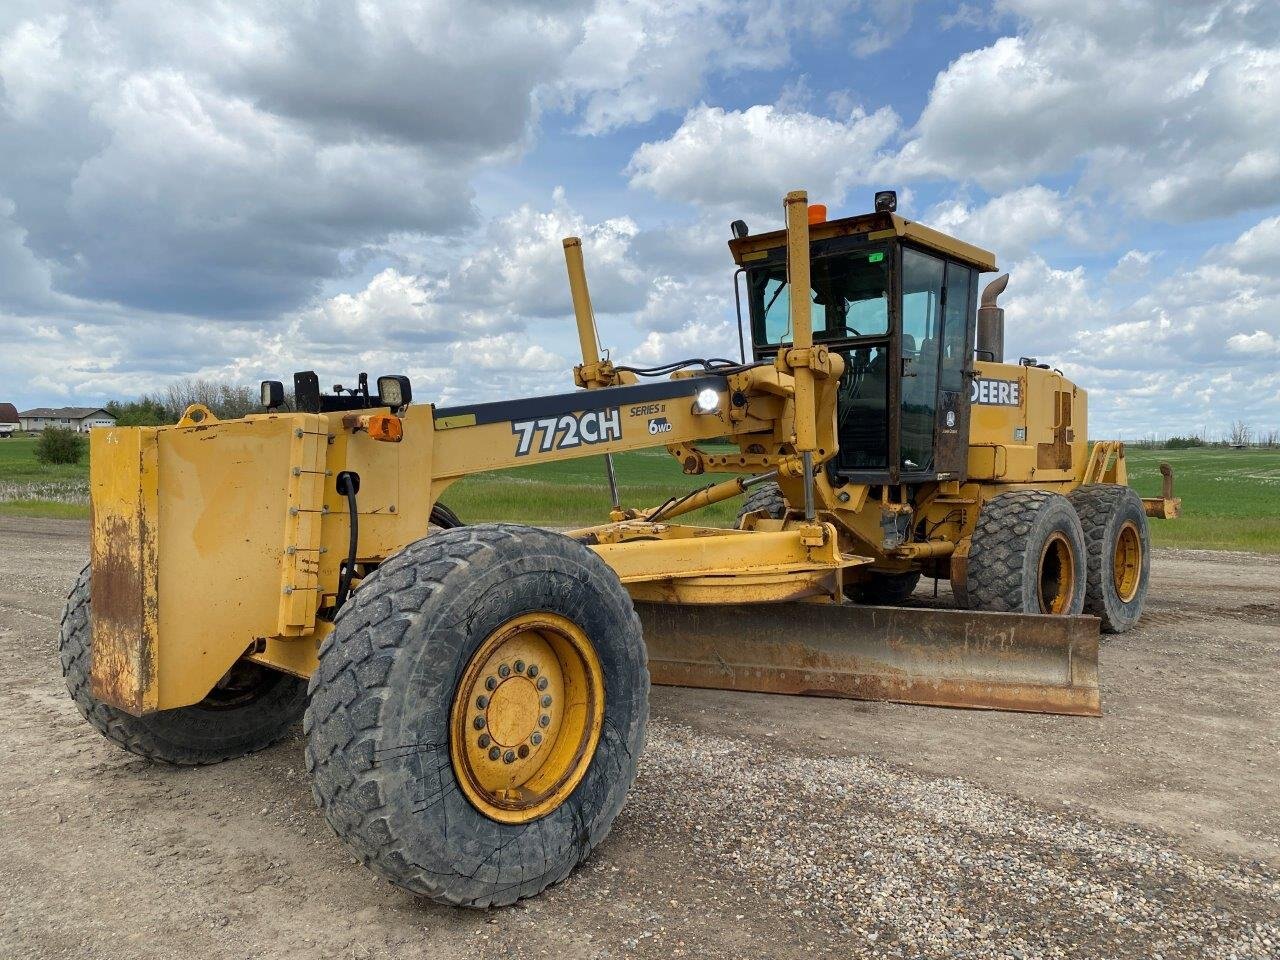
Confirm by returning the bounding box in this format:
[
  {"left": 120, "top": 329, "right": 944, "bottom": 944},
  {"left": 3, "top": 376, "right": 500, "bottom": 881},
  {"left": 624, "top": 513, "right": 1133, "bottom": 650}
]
[{"left": 1, "top": 0, "right": 1278, "bottom": 439}]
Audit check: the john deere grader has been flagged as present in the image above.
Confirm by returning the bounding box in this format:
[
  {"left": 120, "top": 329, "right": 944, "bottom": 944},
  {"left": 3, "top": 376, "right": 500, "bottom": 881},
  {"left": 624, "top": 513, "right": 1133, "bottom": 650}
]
[{"left": 61, "top": 190, "right": 1178, "bottom": 907}]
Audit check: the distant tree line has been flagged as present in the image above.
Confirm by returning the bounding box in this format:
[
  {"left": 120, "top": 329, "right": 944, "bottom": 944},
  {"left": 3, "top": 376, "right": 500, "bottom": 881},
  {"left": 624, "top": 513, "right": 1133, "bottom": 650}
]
[
  {"left": 29, "top": 379, "right": 267, "bottom": 465},
  {"left": 1130, "top": 421, "right": 1279, "bottom": 450},
  {"left": 105, "top": 378, "right": 262, "bottom": 426}
]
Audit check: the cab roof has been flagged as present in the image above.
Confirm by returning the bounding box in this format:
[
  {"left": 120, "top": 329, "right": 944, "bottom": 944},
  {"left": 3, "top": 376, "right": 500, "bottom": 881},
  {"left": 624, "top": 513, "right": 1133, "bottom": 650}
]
[{"left": 728, "top": 210, "right": 998, "bottom": 273}]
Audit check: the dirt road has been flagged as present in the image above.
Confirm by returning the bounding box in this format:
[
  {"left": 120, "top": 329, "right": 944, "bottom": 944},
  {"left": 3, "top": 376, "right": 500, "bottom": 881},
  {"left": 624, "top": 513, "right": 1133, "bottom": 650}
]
[{"left": 2, "top": 516, "right": 1277, "bottom": 959}]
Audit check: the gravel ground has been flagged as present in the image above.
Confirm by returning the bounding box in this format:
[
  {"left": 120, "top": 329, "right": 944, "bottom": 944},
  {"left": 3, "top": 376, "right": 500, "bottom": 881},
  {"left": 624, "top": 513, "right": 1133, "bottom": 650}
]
[{"left": 1, "top": 517, "right": 1277, "bottom": 959}]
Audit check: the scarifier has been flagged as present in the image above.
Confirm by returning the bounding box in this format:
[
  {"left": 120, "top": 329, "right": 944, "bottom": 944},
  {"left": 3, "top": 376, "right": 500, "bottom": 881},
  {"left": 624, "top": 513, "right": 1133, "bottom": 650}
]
[{"left": 61, "top": 189, "right": 1180, "bottom": 907}]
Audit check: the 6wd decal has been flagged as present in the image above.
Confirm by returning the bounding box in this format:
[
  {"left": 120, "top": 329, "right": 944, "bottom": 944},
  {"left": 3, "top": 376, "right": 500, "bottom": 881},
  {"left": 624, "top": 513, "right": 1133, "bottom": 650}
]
[
  {"left": 971, "top": 377, "right": 1021, "bottom": 407},
  {"left": 647, "top": 417, "right": 672, "bottom": 435},
  {"left": 512, "top": 409, "right": 622, "bottom": 456}
]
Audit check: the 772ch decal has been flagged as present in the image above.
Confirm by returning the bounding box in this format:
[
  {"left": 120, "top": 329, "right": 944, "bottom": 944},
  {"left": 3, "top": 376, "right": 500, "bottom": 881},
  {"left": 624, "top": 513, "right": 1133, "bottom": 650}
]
[{"left": 511, "top": 409, "right": 622, "bottom": 456}]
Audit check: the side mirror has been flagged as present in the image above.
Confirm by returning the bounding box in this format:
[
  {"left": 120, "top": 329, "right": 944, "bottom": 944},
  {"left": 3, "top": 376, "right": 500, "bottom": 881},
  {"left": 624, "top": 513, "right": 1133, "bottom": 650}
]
[
  {"left": 377, "top": 375, "right": 412, "bottom": 410},
  {"left": 260, "top": 380, "right": 285, "bottom": 409}
]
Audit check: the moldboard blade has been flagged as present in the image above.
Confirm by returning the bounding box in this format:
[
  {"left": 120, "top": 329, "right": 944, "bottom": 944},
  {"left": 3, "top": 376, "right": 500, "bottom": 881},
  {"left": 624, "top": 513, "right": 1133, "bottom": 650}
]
[{"left": 635, "top": 602, "right": 1101, "bottom": 717}]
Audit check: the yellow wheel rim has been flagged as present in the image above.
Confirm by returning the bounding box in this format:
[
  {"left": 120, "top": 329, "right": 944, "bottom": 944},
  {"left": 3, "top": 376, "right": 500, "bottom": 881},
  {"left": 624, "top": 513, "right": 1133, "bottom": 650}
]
[
  {"left": 1113, "top": 521, "right": 1142, "bottom": 603},
  {"left": 450, "top": 613, "right": 604, "bottom": 824},
  {"left": 1037, "top": 532, "right": 1076, "bottom": 614}
]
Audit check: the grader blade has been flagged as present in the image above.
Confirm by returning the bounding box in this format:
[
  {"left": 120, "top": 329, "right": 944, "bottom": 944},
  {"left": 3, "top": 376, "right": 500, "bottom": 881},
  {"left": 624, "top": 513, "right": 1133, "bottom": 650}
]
[{"left": 636, "top": 602, "right": 1101, "bottom": 717}]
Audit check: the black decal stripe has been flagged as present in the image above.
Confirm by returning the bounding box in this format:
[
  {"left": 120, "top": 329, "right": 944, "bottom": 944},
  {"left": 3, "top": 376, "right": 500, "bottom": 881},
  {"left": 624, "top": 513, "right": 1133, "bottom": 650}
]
[{"left": 435, "top": 376, "right": 728, "bottom": 428}]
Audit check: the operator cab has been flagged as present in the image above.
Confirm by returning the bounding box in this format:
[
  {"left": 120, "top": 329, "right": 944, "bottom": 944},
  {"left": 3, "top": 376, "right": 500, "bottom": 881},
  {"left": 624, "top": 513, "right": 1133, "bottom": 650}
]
[{"left": 730, "top": 192, "right": 996, "bottom": 486}]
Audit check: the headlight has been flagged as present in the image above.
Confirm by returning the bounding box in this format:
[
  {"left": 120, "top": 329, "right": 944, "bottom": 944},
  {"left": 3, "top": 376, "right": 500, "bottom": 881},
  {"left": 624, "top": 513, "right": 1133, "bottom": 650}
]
[
  {"left": 260, "top": 380, "right": 284, "bottom": 409},
  {"left": 693, "top": 387, "right": 720, "bottom": 414},
  {"left": 377, "top": 375, "right": 412, "bottom": 409}
]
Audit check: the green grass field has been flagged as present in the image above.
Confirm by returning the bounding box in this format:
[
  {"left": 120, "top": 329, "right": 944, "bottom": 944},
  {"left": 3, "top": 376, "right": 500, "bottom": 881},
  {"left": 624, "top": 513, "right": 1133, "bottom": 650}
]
[
  {"left": 1, "top": 432, "right": 1276, "bottom": 552},
  {"left": 0, "top": 435, "right": 90, "bottom": 520},
  {"left": 1121, "top": 447, "right": 1280, "bottom": 553}
]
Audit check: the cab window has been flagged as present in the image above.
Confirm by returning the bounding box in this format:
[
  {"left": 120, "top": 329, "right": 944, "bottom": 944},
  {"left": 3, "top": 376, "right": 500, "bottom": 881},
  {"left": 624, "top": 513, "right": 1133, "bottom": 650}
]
[{"left": 748, "top": 246, "right": 889, "bottom": 346}]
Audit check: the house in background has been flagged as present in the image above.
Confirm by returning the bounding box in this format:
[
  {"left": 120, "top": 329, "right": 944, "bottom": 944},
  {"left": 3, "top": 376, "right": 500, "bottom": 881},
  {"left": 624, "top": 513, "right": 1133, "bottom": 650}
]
[
  {"left": 18, "top": 407, "right": 117, "bottom": 433},
  {"left": 0, "top": 403, "right": 17, "bottom": 437}
]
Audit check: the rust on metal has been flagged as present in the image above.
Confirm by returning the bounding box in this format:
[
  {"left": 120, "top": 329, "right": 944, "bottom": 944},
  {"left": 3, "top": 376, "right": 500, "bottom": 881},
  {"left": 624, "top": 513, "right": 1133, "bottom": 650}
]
[
  {"left": 88, "top": 427, "right": 160, "bottom": 715},
  {"left": 90, "top": 513, "right": 156, "bottom": 713},
  {"left": 1142, "top": 461, "right": 1182, "bottom": 519},
  {"left": 636, "top": 601, "right": 1101, "bottom": 717}
]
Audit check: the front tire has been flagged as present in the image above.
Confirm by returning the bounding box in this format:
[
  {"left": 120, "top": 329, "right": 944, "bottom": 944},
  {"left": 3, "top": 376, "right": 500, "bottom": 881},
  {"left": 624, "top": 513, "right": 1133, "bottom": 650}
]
[
  {"left": 852, "top": 570, "right": 922, "bottom": 605},
  {"left": 965, "top": 491, "right": 1087, "bottom": 616},
  {"left": 59, "top": 563, "right": 308, "bottom": 765},
  {"left": 429, "top": 501, "right": 463, "bottom": 530},
  {"left": 1069, "top": 484, "right": 1151, "bottom": 633},
  {"left": 736, "top": 482, "right": 787, "bottom": 528},
  {"left": 305, "top": 524, "right": 648, "bottom": 908}
]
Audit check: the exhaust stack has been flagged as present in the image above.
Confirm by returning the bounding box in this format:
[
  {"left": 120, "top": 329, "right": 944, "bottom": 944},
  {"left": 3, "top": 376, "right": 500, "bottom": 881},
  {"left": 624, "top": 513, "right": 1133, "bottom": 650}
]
[{"left": 977, "top": 273, "right": 1010, "bottom": 362}]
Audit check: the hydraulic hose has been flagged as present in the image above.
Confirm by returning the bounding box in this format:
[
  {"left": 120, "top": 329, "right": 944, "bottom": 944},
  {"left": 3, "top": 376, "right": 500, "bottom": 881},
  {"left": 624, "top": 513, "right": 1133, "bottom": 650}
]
[{"left": 335, "top": 472, "right": 359, "bottom": 608}]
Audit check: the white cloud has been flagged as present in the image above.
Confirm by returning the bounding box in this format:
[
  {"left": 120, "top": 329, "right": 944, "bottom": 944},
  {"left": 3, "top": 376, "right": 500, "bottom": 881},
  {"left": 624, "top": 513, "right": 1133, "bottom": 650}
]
[
  {"left": 627, "top": 103, "right": 900, "bottom": 218},
  {"left": 1226, "top": 331, "right": 1280, "bottom": 356},
  {"left": 0, "top": 0, "right": 1276, "bottom": 441},
  {"left": 1219, "top": 215, "right": 1280, "bottom": 278},
  {"left": 0, "top": 2, "right": 593, "bottom": 317},
  {"left": 925, "top": 186, "right": 1089, "bottom": 260},
  {"left": 1107, "top": 250, "right": 1156, "bottom": 284},
  {"left": 628, "top": 319, "right": 738, "bottom": 367},
  {"left": 851, "top": 0, "right": 918, "bottom": 57},
  {"left": 893, "top": 1, "right": 1280, "bottom": 220},
  {"left": 961, "top": 206, "right": 1280, "bottom": 435},
  {"left": 455, "top": 334, "right": 567, "bottom": 372},
  {"left": 444, "top": 188, "right": 648, "bottom": 320},
  {"left": 563, "top": 0, "right": 781, "bottom": 135},
  {"left": 998, "top": 254, "right": 1103, "bottom": 360},
  {"left": 561, "top": 0, "right": 896, "bottom": 135}
]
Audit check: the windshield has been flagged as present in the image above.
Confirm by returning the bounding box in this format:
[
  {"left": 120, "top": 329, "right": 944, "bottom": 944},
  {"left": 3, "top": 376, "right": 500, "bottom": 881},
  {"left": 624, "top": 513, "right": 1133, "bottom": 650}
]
[{"left": 748, "top": 245, "right": 890, "bottom": 346}]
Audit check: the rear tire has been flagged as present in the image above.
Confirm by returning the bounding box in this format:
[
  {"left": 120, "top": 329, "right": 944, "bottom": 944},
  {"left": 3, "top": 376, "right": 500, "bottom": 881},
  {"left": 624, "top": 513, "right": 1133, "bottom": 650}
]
[
  {"left": 736, "top": 482, "right": 787, "bottom": 528},
  {"left": 965, "top": 491, "right": 1087, "bottom": 615},
  {"left": 59, "top": 563, "right": 308, "bottom": 765},
  {"left": 305, "top": 524, "right": 648, "bottom": 908},
  {"left": 1069, "top": 484, "right": 1151, "bottom": 633}
]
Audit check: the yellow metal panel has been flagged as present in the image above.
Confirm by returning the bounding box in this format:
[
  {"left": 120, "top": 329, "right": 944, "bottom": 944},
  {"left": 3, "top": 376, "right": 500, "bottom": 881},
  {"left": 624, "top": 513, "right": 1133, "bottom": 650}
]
[
  {"left": 728, "top": 210, "right": 997, "bottom": 272},
  {"left": 278, "top": 416, "right": 329, "bottom": 634},
  {"left": 893, "top": 215, "right": 998, "bottom": 272},
  {"left": 968, "top": 444, "right": 1006, "bottom": 479},
  {"left": 430, "top": 393, "right": 734, "bottom": 478},
  {"left": 89, "top": 426, "right": 160, "bottom": 714},
  {"left": 586, "top": 522, "right": 863, "bottom": 604},
  {"left": 152, "top": 414, "right": 325, "bottom": 710},
  {"left": 435, "top": 413, "right": 477, "bottom": 430}
]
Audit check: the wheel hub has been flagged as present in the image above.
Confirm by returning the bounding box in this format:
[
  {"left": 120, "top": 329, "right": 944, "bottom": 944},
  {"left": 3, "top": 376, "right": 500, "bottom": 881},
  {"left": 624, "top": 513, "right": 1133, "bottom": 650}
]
[
  {"left": 450, "top": 613, "right": 603, "bottom": 823},
  {"left": 1113, "top": 520, "right": 1142, "bottom": 603},
  {"left": 1037, "top": 531, "right": 1076, "bottom": 614}
]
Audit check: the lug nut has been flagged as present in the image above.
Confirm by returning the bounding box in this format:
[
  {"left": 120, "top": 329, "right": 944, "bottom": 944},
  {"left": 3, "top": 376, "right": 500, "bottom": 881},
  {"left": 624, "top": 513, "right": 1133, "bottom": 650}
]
[
  {"left": 531, "top": 732, "right": 543, "bottom": 746},
  {"left": 514, "top": 660, "right": 525, "bottom": 673},
  {"left": 518, "top": 745, "right": 530, "bottom": 759},
  {"left": 488, "top": 746, "right": 501, "bottom": 761},
  {"left": 498, "top": 664, "right": 511, "bottom": 678},
  {"left": 473, "top": 716, "right": 486, "bottom": 730},
  {"left": 527, "top": 665, "right": 539, "bottom": 678},
  {"left": 537, "top": 677, "right": 548, "bottom": 691},
  {"left": 503, "top": 750, "right": 516, "bottom": 764},
  {"left": 476, "top": 695, "right": 489, "bottom": 709},
  {"left": 541, "top": 695, "right": 552, "bottom": 707},
  {"left": 485, "top": 676, "right": 498, "bottom": 691},
  {"left": 539, "top": 715, "right": 550, "bottom": 728},
  {"left": 478, "top": 734, "right": 490, "bottom": 748}
]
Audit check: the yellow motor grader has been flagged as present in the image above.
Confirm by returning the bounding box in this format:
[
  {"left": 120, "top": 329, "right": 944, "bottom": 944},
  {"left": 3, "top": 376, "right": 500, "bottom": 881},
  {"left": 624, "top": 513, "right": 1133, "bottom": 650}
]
[{"left": 61, "top": 189, "right": 1178, "bottom": 907}]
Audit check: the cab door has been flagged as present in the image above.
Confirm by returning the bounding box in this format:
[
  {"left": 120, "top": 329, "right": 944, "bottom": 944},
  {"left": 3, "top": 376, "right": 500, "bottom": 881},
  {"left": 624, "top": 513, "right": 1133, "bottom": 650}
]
[
  {"left": 934, "top": 261, "right": 976, "bottom": 479},
  {"left": 897, "top": 248, "right": 976, "bottom": 480}
]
